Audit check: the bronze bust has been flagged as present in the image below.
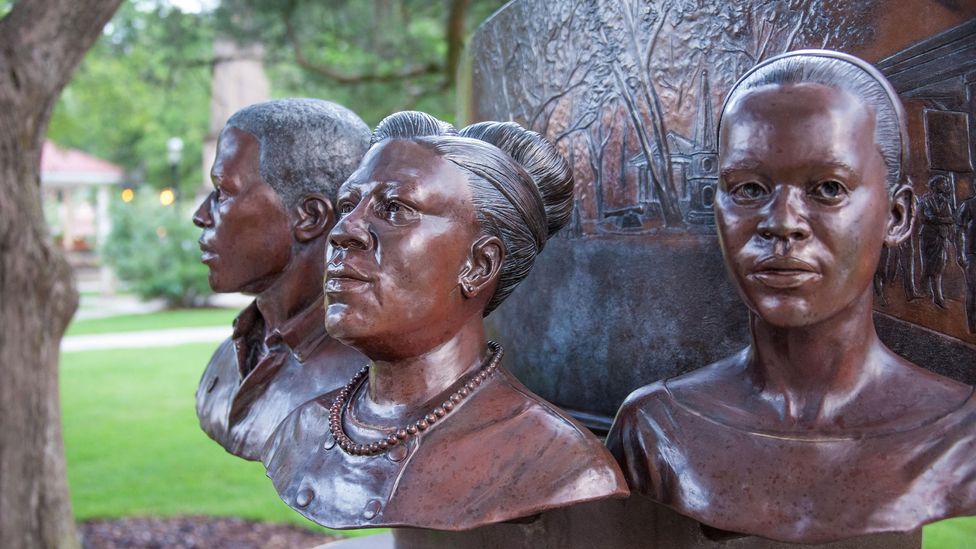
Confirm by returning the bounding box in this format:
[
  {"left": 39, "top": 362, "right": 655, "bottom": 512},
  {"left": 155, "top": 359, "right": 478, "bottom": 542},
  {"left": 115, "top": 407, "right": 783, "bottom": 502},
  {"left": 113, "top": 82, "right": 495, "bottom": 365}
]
[
  {"left": 263, "top": 112, "right": 628, "bottom": 530},
  {"left": 607, "top": 50, "right": 976, "bottom": 544},
  {"left": 192, "top": 99, "right": 369, "bottom": 460}
]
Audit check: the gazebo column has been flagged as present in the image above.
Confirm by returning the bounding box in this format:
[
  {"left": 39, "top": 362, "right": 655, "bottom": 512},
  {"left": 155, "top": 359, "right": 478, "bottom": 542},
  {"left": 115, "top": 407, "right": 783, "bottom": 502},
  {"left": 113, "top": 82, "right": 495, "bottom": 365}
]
[
  {"left": 95, "top": 184, "right": 115, "bottom": 294},
  {"left": 61, "top": 187, "right": 74, "bottom": 251}
]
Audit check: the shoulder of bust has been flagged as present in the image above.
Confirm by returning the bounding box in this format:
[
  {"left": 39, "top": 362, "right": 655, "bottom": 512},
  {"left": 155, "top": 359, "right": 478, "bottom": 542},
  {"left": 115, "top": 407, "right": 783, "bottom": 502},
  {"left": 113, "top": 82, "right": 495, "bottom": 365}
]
[
  {"left": 203, "top": 336, "right": 237, "bottom": 371},
  {"left": 261, "top": 390, "right": 338, "bottom": 468},
  {"left": 195, "top": 336, "right": 238, "bottom": 411}
]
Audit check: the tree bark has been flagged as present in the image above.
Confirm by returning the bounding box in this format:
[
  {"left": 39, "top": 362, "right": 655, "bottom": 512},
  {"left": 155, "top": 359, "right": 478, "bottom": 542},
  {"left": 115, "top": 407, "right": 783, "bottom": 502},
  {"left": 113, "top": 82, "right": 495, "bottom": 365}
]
[{"left": 0, "top": 1, "right": 122, "bottom": 547}]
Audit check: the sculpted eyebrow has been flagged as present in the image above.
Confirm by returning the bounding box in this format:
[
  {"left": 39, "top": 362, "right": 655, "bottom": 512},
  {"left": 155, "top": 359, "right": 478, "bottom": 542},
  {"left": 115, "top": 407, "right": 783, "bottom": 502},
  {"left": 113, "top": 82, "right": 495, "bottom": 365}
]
[
  {"left": 818, "top": 161, "right": 858, "bottom": 176},
  {"left": 719, "top": 161, "right": 762, "bottom": 179}
]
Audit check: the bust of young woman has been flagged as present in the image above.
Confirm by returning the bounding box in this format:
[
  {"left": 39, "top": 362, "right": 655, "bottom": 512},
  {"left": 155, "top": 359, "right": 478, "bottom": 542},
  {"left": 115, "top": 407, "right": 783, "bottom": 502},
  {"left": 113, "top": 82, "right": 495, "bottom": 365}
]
[
  {"left": 263, "top": 112, "right": 628, "bottom": 530},
  {"left": 607, "top": 50, "right": 976, "bottom": 544}
]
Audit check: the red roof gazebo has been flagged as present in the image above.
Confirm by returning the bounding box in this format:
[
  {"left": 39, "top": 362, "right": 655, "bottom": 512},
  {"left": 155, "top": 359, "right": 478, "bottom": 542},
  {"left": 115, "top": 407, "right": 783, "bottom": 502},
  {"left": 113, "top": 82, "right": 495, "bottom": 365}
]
[{"left": 40, "top": 140, "right": 123, "bottom": 252}]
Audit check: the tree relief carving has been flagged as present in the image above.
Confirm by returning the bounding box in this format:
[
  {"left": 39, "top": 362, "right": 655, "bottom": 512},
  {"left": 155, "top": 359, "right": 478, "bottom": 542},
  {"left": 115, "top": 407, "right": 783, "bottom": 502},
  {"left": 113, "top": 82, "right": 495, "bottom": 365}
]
[{"left": 471, "top": 0, "right": 878, "bottom": 236}]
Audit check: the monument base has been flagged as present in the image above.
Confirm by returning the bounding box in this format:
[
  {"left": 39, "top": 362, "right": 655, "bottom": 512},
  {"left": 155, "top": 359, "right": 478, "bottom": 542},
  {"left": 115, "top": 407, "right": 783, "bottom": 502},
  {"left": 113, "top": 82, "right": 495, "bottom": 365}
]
[{"left": 390, "top": 497, "right": 921, "bottom": 549}]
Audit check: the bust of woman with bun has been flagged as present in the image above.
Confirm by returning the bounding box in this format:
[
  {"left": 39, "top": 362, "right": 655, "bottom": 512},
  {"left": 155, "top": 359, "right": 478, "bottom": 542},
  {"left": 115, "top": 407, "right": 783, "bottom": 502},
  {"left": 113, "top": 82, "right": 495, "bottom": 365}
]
[
  {"left": 607, "top": 50, "right": 976, "bottom": 544},
  {"left": 263, "top": 111, "right": 628, "bottom": 531}
]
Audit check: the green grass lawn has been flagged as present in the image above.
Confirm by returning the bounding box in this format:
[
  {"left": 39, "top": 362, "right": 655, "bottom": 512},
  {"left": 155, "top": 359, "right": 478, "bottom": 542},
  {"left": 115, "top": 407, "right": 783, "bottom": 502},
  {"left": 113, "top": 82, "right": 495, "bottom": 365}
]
[
  {"left": 60, "top": 343, "right": 375, "bottom": 538},
  {"left": 59, "top": 341, "right": 975, "bottom": 546},
  {"left": 924, "top": 517, "right": 976, "bottom": 549},
  {"left": 66, "top": 308, "right": 239, "bottom": 336}
]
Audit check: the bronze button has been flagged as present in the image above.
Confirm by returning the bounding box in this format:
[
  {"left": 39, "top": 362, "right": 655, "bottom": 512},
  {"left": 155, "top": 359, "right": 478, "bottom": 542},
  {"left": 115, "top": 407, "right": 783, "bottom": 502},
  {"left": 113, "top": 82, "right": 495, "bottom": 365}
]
[
  {"left": 387, "top": 442, "right": 409, "bottom": 462},
  {"left": 296, "top": 487, "right": 314, "bottom": 508},
  {"left": 363, "top": 499, "right": 382, "bottom": 520}
]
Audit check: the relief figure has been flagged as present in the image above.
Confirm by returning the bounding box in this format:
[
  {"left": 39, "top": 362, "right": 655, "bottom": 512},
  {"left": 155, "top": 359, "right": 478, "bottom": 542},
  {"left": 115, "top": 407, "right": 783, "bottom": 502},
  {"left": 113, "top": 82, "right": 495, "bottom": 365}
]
[
  {"left": 959, "top": 190, "right": 976, "bottom": 332},
  {"left": 918, "top": 174, "right": 958, "bottom": 308}
]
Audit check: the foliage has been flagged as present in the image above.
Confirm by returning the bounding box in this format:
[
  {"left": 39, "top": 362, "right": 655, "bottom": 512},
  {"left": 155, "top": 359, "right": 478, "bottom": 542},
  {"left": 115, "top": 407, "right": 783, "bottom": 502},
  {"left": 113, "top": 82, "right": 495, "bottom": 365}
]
[
  {"left": 61, "top": 342, "right": 377, "bottom": 537},
  {"left": 47, "top": 1, "right": 509, "bottom": 200},
  {"left": 47, "top": 1, "right": 214, "bottom": 197},
  {"left": 66, "top": 308, "right": 238, "bottom": 336},
  {"left": 102, "top": 191, "right": 210, "bottom": 307},
  {"left": 213, "top": 0, "right": 508, "bottom": 125}
]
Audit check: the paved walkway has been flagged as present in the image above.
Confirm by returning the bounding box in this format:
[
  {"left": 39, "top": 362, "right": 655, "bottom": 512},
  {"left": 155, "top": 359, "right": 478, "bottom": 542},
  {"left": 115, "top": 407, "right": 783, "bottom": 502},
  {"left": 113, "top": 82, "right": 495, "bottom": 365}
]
[
  {"left": 74, "top": 292, "right": 251, "bottom": 321},
  {"left": 75, "top": 295, "right": 167, "bottom": 320},
  {"left": 62, "top": 326, "right": 231, "bottom": 352}
]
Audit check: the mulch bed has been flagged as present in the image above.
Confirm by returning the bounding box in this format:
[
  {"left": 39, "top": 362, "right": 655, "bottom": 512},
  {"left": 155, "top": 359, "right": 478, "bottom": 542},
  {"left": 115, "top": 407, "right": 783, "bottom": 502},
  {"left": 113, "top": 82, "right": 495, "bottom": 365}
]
[{"left": 79, "top": 516, "right": 339, "bottom": 549}]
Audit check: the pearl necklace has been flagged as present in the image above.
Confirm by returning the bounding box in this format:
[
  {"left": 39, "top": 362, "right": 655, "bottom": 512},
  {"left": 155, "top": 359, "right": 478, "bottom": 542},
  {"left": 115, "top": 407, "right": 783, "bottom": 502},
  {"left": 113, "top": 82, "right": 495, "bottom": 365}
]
[{"left": 329, "top": 341, "right": 504, "bottom": 456}]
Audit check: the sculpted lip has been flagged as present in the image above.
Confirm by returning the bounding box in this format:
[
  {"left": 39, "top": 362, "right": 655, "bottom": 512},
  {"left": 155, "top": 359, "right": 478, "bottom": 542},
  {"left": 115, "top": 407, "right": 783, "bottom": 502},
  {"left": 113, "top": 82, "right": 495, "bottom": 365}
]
[
  {"left": 748, "top": 256, "right": 821, "bottom": 289},
  {"left": 199, "top": 240, "right": 217, "bottom": 264},
  {"left": 325, "top": 263, "right": 372, "bottom": 292}
]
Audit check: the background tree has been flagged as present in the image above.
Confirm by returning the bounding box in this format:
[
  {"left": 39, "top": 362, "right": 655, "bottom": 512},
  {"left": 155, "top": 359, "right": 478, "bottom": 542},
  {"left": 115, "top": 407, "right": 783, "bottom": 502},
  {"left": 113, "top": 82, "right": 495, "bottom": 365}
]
[
  {"left": 45, "top": 1, "right": 508, "bottom": 307},
  {"left": 48, "top": 2, "right": 214, "bottom": 198},
  {"left": 48, "top": 1, "right": 508, "bottom": 195},
  {"left": 214, "top": 0, "right": 507, "bottom": 124},
  {"left": 0, "top": 1, "right": 123, "bottom": 548}
]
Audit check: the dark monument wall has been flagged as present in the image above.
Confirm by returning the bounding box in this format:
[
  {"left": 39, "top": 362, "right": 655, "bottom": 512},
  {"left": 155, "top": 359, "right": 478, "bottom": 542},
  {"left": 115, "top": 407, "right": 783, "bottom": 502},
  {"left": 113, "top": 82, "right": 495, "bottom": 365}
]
[
  {"left": 464, "top": 0, "right": 976, "bottom": 429},
  {"left": 393, "top": 497, "right": 922, "bottom": 549}
]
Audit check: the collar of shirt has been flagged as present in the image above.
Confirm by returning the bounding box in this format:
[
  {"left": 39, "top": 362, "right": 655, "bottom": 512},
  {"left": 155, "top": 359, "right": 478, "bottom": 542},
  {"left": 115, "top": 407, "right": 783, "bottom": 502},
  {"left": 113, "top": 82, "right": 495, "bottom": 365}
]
[{"left": 231, "top": 293, "right": 330, "bottom": 379}]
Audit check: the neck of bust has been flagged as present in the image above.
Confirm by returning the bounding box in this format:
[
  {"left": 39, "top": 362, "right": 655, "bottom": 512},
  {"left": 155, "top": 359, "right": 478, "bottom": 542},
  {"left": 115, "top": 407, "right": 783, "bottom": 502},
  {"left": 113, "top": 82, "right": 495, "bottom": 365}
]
[
  {"left": 254, "top": 242, "right": 324, "bottom": 337},
  {"left": 361, "top": 316, "right": 490, "bottom": 422},
  {"left": 747, "top": 286, "right": 887, "bottom": 426}
]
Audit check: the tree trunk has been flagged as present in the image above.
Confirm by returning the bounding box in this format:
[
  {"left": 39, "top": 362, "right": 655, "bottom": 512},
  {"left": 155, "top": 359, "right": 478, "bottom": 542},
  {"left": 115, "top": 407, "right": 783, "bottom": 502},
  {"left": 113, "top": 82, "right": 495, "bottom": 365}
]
[{"left": 0, "top": 2, "right": 122, "bottom": 547}]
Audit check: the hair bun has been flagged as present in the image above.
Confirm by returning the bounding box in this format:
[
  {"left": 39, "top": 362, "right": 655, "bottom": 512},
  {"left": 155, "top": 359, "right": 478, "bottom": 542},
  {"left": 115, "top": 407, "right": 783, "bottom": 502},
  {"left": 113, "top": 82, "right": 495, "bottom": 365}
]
[
  {"left": 460, "top": 121, "right": 574, "bottom": 238},
  {"left": 372, "top": 111, "right": 457, "bottom": 145}
]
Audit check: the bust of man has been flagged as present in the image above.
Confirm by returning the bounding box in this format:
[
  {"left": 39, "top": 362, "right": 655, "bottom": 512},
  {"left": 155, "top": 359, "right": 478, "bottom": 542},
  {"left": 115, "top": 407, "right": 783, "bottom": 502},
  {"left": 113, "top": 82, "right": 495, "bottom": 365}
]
[
  {"left": 192, "top": 98, "right": 370, "bottom": 460},
  {"left": 607, "top": 50, "right": 976, "bottom": 544}
]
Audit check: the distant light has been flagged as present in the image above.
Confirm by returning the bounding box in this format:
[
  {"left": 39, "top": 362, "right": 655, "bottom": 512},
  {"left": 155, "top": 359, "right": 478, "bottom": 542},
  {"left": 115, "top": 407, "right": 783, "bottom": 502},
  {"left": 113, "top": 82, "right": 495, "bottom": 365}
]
[
  {"left": 167, "top": 137, "right": 184, "bottom": 165},
  {"left": 121, "top": 188, "right": 135, "bottom": 203},
  {"left": 159, "top": 188, "right": 176, "bottom": 206}
]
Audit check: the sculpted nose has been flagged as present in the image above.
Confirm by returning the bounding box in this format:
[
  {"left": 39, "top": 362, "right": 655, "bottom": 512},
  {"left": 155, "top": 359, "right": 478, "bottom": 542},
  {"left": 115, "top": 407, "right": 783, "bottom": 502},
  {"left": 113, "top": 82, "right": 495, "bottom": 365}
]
[
  {"left": 329, "top": 208, "right": 371, "bottom": 251},
  {"left": 192, "top": 193, "right": 214, "bottom": 228},
  {"left": 757, "top": 187, "right": 811, "bottom": 244}
]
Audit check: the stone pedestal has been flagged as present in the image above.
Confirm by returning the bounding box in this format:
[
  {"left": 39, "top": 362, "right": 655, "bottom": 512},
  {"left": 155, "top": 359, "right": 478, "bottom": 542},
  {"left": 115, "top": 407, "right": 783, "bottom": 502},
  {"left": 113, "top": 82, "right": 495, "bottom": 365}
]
[{"left": 391, "top": 497, "right": 921, "bottom": 549}]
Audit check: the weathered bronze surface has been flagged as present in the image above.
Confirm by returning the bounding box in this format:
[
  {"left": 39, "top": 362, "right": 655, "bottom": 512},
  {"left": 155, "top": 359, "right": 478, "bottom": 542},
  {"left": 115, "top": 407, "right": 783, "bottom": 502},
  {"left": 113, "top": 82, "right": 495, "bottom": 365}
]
[
  {"left": 465, "top": 0, "right": 976, "bottom": 432},
  {"left": 192, "top": 99, "right": 370, "bottom": 460},
  {"left": 607, "top": 50, "right": 976, "bottom": 543},
  {"left": 262, "top": 112, "right": 628, "bottom": 530}
]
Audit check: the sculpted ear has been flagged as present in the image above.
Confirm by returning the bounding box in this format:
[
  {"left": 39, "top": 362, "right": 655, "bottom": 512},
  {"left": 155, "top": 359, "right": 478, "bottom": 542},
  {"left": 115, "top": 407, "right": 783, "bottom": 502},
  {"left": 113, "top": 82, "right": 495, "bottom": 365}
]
[
  {"left": 293, "top": 193, "right": 335, "bottom": 243},
  {"left": 459, "top": 235, "right": 504, "bottom": 299},
  {"left": 885, "top": 182, "right": 915, "bottom": 247}
]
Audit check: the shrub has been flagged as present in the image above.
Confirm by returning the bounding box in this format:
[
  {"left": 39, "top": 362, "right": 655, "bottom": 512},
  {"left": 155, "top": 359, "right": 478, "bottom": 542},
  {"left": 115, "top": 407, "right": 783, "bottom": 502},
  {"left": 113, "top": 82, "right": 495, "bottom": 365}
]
[{"left": 103, "top": 190, "right": 210, "bottom": 307}]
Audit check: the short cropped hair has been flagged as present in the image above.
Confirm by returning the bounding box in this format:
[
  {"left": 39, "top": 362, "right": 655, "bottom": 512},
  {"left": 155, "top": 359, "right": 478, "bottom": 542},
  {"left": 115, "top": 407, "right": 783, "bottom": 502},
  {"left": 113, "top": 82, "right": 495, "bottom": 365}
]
[
  {"left": 226, "top": 98, "right": 370, "bottom": 206},
  {"left": 719, "top": 49, "right": 909, "bottom": 192}
]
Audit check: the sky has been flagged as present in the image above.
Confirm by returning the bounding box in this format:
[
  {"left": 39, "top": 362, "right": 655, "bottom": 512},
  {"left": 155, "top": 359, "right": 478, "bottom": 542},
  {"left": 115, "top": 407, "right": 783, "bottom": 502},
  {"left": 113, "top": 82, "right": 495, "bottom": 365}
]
[{"left": 163, "top": 0, "right": 218, "bottom": 13}]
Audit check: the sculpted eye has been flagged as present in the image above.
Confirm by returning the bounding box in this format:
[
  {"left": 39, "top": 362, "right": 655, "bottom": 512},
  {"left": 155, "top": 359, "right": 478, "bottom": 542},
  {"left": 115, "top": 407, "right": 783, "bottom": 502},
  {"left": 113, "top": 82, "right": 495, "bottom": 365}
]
[
  {"left": 338, "top": 201, "right": 355, "bottom": 216},
  {"left": 380, "top": 199, "right": 417, "bottom": 224},
  {"left": 811, "top": 180, "right": 848, "bottom": 201},
  {"left": 731, "top": 182, "right": 769, "bottom": 202}
]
